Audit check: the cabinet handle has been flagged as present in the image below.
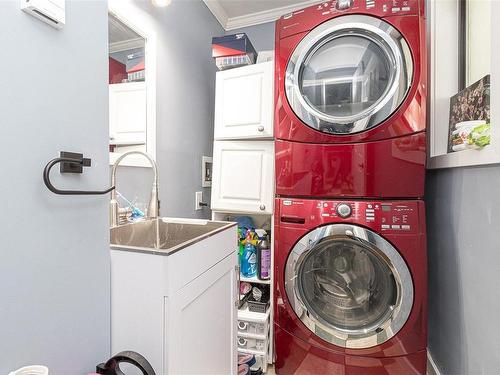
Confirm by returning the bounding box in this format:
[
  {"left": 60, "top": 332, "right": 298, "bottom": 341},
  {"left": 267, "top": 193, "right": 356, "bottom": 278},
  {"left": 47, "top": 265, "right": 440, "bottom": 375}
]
[
  {"left": 259, "top": 204, "right": 266, "bottom": 211},
  {"left": 257, "top": 126, "right": 265, "bottom": 132}
]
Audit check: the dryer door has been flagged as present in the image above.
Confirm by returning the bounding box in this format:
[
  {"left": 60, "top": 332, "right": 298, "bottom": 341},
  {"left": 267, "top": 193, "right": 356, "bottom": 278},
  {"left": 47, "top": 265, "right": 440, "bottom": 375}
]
[
  {"left": 284, "top": 224, "right": 413, "bottom": 349},
  {"left": 285, "top": 15, "right": 413, "bottom": 135}
]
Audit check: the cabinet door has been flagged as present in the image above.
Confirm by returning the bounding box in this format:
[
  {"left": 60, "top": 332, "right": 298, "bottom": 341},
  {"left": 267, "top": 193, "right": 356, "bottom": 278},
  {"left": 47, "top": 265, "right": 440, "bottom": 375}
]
[
  {"left": 214, "top": 61, "right": 274, "bottom": 140},
  {"left": 109, "top": 82, "right": 147, "bottom": 144},
  {"left": 212, "top": 141, "right": 274, "bottom": 214},
  {"left": 167, "top": 253, "right": 238, "bottom": 375}
]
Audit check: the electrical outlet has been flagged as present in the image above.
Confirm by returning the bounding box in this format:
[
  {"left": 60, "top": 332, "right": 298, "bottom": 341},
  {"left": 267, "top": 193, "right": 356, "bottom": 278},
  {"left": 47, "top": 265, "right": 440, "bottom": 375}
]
[{"left": 195, "top": 191, "right": 203, "bottom": 211}]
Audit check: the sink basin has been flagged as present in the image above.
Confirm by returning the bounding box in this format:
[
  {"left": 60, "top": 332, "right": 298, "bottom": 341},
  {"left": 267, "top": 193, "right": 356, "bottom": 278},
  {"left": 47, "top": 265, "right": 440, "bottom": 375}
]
[{"left": 110, "top": 217, "right": 235, "bottom": 255}]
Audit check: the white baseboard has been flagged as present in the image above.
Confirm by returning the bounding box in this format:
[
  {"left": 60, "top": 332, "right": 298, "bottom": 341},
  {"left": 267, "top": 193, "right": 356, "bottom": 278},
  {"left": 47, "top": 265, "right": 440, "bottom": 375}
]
[{"left": 427, "top": 351, "right": 442, "bottom": 375}]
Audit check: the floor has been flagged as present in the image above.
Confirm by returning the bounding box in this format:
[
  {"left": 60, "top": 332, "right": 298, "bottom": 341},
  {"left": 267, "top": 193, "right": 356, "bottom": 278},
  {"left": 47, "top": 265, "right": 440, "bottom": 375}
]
[{"left": 267, "top": 365, "right": 275, "bottom": 374}]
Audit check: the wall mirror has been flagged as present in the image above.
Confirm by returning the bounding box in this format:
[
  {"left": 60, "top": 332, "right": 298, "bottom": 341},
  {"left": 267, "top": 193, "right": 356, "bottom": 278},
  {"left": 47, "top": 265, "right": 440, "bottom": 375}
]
[{"left": 108, "top": 3, "right": 157, "bottom": 167}]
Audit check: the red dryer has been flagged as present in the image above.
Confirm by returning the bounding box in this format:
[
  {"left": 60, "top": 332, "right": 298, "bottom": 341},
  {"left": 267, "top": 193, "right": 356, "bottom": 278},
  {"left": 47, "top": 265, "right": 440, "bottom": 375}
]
[
  {"left": 274, "top": 0, "right": 427, "bottom": 199},
  {"left": 274, "top": 197, "right": 427, "bottom": 374}
]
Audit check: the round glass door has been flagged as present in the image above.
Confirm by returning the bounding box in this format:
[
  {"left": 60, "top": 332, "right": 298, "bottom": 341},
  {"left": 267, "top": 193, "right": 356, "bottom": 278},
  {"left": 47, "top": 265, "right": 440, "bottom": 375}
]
[
  {"left": 284, "top": 224, "right": 413, "bottom": 349},
  {"left": 285, "top": 15, "right": 413, "bottom": 135}
]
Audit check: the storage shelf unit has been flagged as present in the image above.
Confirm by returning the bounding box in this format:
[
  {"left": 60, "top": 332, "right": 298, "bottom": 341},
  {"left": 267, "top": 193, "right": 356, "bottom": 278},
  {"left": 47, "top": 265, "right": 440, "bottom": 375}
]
[{"left": 211, "top": 60, "right": 275, "bottom": 371}]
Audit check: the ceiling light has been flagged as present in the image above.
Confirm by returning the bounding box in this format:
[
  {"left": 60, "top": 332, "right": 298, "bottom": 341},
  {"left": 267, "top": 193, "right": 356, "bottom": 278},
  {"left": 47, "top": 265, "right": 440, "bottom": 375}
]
[{"left": 152, "top": 0, "right": 171, "bottom": 7}]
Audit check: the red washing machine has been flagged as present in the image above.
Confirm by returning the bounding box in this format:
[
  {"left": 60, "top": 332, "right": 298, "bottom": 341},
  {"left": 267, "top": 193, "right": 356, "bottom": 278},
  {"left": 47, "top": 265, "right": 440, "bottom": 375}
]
[
  {"left": 274, "top": 0, "right": 427, "bottom": 199},
  {"left": 274, "top": 198, "right": 427, "bottom": 374}
]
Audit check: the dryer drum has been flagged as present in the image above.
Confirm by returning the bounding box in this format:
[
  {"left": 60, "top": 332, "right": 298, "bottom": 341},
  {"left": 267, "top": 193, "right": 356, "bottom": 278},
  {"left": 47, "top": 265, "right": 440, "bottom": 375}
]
[{"left": 285, "top": 15, "right": 413, "bottom": 135}]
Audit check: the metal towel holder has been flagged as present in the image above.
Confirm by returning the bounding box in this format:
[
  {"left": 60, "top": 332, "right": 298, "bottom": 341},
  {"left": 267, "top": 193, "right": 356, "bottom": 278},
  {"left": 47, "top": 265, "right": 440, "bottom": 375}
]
[{"left": 43, "top": 151, "right": 115, "bottom": 195}]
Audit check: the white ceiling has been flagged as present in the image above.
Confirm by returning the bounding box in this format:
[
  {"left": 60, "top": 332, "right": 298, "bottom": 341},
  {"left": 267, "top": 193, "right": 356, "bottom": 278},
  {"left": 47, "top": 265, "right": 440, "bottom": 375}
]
[
  {"left": 203, "top": 0, "right": 323, "bottom": 30},
  {"left": 108, "top": 13, "right": 145, "bottom": 53},
  {"left": 108, "top": 14, "right": 141, "bottom": 45}
]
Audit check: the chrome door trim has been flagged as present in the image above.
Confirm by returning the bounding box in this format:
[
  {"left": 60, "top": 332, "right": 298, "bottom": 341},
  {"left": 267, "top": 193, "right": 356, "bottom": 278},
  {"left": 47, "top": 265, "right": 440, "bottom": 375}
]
[
  {"left": 284, "top": 224, "right": 414, "bottom": 349},
  {"left": 285, "top": 14, "right": 413, "bottom": 134}
]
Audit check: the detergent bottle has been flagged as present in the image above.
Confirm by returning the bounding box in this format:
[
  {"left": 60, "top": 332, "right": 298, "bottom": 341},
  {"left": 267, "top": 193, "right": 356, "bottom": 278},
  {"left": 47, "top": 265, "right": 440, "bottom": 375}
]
[{"left": 241, "top": 230, "right": 257, "bottom": 278}]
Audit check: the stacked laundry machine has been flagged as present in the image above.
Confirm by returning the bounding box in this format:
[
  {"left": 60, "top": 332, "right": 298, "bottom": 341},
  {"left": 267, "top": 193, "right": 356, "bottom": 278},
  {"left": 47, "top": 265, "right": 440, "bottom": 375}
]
[{"left": 273, "top": 0, "right": 427, "bottom": 374}]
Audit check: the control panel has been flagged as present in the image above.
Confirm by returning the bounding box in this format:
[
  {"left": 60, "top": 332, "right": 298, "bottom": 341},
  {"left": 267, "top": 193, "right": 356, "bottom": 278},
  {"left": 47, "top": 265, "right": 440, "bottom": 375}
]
[
  {"left": 279, "top": 199, "right": 421, "bottom": 234},
  {"left": 278, "top": 0, "right": 421, "bottom": 38},
  {"left": 286, "top": 0, "right": 418, "bottom": 17}
]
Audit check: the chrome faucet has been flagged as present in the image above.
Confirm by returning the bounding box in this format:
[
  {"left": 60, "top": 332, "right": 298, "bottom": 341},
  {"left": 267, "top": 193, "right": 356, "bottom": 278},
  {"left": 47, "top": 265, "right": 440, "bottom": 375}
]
[{"left": 110, "top": 151, "right": 159, "bottom": 227}]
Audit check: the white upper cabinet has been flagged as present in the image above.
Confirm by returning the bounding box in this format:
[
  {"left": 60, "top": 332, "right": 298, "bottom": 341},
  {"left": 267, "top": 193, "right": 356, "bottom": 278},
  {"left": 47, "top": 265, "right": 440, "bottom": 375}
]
[
  {"left": 109, "top": 81, "right": 147, "bottom": 144},
  {"left": 214, "top": 62, "right": 274, "bottom": 140},
  {"left": 212, "top": 140, "right": 274, "bottom": 214}
]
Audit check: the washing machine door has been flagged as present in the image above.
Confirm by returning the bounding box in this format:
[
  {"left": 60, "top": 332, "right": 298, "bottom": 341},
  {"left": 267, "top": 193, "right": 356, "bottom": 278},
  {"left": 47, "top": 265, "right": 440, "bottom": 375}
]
[
  {"left": 285, "top": 15, "right": 413, "bottom": 135},
  {"left": 284, "top": 224, "right": 413, "bottom": 349}
]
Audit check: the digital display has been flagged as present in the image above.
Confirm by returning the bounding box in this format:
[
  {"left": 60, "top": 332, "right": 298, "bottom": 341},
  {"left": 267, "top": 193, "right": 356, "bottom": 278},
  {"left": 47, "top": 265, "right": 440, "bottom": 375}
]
[{"left": 382, "top": 205, "right": 391, "bottom": 212}]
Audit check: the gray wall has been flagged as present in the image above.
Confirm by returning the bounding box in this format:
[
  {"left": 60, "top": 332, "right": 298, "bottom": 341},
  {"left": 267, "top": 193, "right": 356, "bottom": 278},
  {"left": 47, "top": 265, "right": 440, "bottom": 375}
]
[
  {"left": 226, "top": 22, "right": 276, "bottom": 52},
  {"left": 0, "top": 1, "right": 110, "bottom": 374},
  {"left": 426, "top": 166, "right": 500, "bottom": 374},
  {"left": 116, "top": 0, "right": 223, "bottom": 219}
]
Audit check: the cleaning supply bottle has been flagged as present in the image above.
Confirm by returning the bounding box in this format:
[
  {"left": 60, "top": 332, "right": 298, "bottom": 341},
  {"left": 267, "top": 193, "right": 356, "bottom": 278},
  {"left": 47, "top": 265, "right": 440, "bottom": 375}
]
[
  {"left": 257, "top": 236, "right": 271, "bottom": 280},
  {"left": 238, "top": 228, "right": 245, "bottom": 267},
  {"left": 241, "top": 230, "right": 257, "bottom": 278}
]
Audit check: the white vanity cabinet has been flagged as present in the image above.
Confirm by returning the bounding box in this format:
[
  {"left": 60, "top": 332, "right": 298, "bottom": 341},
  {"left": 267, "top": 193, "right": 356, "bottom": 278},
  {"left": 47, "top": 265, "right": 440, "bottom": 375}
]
[
  {"left": 214, "top": 61, "right": 274, "bottom": 140},
  {"left": 110, "top": 225, "right": 238, "bottom": 375},
  {"left": 211, "top": 140, "right": 274, "bottom": 214}
]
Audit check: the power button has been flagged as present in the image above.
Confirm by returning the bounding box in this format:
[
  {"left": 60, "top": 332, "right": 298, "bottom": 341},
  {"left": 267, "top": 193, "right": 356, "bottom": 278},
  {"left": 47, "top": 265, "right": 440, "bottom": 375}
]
[{"left": 336, "top": 203, "right": 352, "bottom": 218}]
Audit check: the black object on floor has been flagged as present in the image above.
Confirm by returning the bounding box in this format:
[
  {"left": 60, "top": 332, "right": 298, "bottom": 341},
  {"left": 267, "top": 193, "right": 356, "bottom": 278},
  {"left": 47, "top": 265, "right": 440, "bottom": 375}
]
[{"left": 96, "top": 351, "right": 156, "bottom": 375}]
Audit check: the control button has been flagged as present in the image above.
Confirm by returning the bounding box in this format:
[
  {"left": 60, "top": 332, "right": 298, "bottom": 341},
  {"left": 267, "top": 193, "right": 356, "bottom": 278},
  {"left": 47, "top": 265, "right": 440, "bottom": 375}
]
[
  {"left": 402, "top": 225, "right": 411, "bottom": 230},
  {"left": 366, "top": 212, "right": 375, "bottom": 217},
  {"left": 383, "top": 4, "right": 388, "bottom": 12},
  {"left": 391, "top": 225, "right": 401, "bottom": 230},
  {"left": 402, "top": 6, "right": 411, "bottom": 11},
  {"left": 366, "top": 0, "right": 375, "bottom": 8},
  {"left": 336, "top": 203, "right": 352, "bottom": 218},
  {"left": 336, "top": 0, "right": 353, "bottom": 10},
  {"left": 366, "top": 209, "right": 375, "bottom": 213},
  {"left": 392, "top": 7, "right": 401, "bottom": 12},
  {"left": 382, "top": 224, "right": 390, "bottom": 229}
]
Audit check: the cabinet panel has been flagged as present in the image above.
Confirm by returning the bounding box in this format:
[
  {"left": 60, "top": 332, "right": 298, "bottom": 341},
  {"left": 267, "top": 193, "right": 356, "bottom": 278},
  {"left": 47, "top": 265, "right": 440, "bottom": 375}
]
[
  {"left": 215, "top": 62, "right": 274, "bottom": 140},
  {"left": 109, "top": 82, "right": 147, "bottom": 143},
  {"left": 167, "top": 253, "right": 238, "bottom": 375},
  {"left": 212, "top": 141, "right": 274, "bottom": 214}
]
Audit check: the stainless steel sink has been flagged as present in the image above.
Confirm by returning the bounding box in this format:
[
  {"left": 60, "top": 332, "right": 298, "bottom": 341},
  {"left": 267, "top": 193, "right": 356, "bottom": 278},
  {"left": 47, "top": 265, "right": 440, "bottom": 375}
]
[{"left": 110, "top": 218, "right": 236, "bottom": 255}]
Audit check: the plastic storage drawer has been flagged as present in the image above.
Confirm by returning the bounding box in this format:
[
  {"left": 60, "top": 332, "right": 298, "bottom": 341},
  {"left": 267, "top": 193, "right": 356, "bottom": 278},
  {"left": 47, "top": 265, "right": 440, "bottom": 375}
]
[
  {"left": 238, "top": 317, "right": 269, "bottom": 337},
  {"left": 238, "top": 336, "right": 267, "bottom": 353}
]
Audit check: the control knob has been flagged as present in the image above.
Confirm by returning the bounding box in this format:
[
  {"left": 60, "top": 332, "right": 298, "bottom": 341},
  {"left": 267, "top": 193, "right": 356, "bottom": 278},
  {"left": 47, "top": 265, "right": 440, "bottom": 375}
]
[
  {"left": 336, "top": 203, "right": 352, "bottom": 218},
  {"left": 336, "top": 0, "right": 353, "bottom": 10}
]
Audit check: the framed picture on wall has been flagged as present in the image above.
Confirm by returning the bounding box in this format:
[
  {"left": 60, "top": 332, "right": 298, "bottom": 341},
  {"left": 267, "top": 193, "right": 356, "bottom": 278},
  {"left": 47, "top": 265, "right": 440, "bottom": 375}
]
[{"left": 448, "top": 74, "right": 491, "bottom": 153}]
